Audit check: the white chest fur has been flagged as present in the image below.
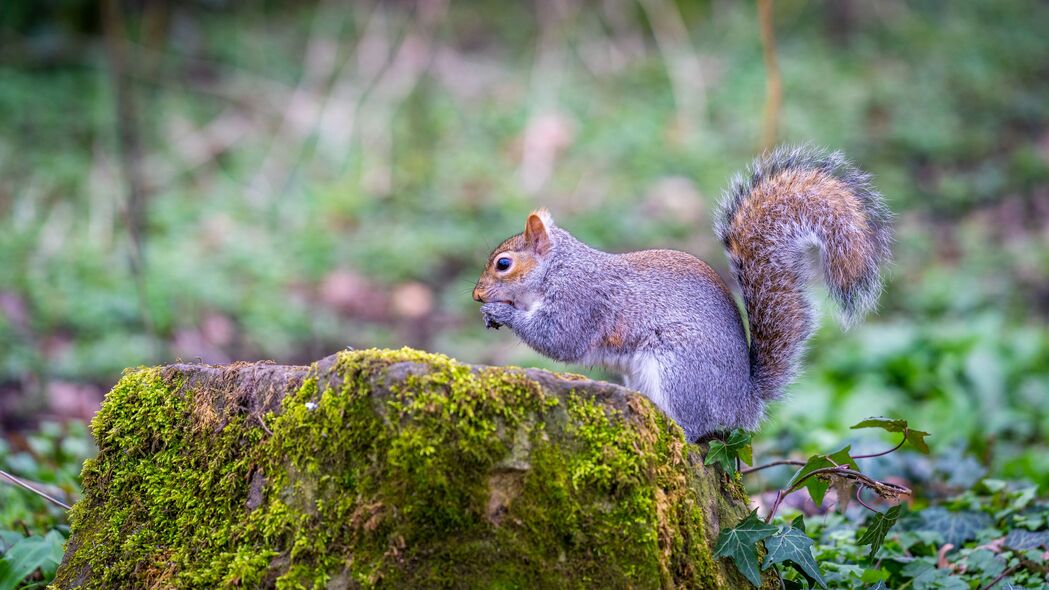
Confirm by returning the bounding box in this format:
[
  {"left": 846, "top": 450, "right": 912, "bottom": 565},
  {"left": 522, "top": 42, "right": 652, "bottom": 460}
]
[{"left": 585, "top": 351, "right": 669, "bottom": 416}]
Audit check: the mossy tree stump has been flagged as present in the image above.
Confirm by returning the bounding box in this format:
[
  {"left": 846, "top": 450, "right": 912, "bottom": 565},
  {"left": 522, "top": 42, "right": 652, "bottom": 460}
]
[{"left": 53, "top": 348, "right": 775, "bottom": 589}]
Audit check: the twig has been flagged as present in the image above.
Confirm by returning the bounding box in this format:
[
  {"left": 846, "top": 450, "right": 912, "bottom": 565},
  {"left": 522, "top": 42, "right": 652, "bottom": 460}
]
[
  {"left": 638, "top": 0, "right": 707, "bottom": 138},
  {"left": 0, "top": 469, "right": 72, "bottom": 511},
  {"left": 980, "top": 563, "right": 1021, "bottom": 590},
  {"left": 256, "top": 414, "right": 274, "bottom": 436},
  {"left": 757, "top": 0, "right": 781, "bottom": 150},
  {"left": 936, "top": 543, "right": 955, "bottom": 569},
  {"left": 794, "top": 465, "right": 910, "bottom": 498},
  {"left": 853, "top": 432, "right": 908, "bottom": 459},
  {"left": 762, "top": 464, "right": 910, "bottom": 522},
  {"left": 741, "top": 458, "right": 805, "bottom": 475},
  {"left": 765, "top": 489, "right": 786, "bottom": 523},
  {"left": 745, "top": 430, "right": 908, "bottom": 475},
  {"left": 854, "top": 485, "right": 876, "bottom": 513},
  {"left": 102, "top": 0, "right": 158, "bottom": 357}
]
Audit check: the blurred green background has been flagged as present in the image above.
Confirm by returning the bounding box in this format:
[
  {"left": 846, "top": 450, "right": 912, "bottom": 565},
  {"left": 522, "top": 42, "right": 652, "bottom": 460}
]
[{"left": 1, "top": 0, "right": 1048, "bottom": 512}]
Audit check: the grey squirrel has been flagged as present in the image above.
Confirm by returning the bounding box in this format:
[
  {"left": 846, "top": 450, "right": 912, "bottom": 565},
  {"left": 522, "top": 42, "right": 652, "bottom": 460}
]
[{"left": 472, "top": 146, "right": 893, "bottom": 441}]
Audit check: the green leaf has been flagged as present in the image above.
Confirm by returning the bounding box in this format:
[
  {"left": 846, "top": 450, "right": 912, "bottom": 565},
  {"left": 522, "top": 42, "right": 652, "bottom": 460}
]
[
  {"left": 762, "top": 525, "right": 827, "bottom": 589},
  {"left": 850, "top": 416, "right": 930, "bottom": 454},
  {"left": 964, "top": 549, "right": 1006, "bottom": 579},
  {"left": 728, "top": 429, "right": 753, "bottom": 466},
  {"left": 851, "top": 417, "right": 908, "bottom": 431},
  {"left": 903, "top": 430, "right": 931, "bottom": 454},
  {"left": 908, "top": 507, "right": 992, "bottom": 547},
  {"left": 861, "top": 567, "right": 890, "bottom": 584},
  {"left": 0, "top": 530, "right": 66, "bottom": 590},
  {"left": 705, "top": 440, "right": 735, "bottom": 474},
  {"left": 785, "top": 445, "right": 858, "bottom": 507},
  {"left": 713, "top": 510, "right": 778, "bottom": 587},
  {"left": 1004, "top": 530, "right": 1049, "bottom": 550},
  {"left": 857, "top": 504, "right": 904, "bottom": 558},
  {"left": 790, "top": 514, "right": 805, "bottom": 532},
  {"left": 704, "top": 429, "right": 753, "bottom": 475},
  {"left": 0, "top": 531, "right": 22, "bottom": 554},
  {"left": 900, "top": 559, "right": 967, "bottom": 590}
]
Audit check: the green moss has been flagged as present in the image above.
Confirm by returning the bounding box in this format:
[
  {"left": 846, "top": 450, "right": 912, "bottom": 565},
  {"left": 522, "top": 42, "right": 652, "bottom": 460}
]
[{"left": 54, "top": 348, "right": 764, "bottom": 589}]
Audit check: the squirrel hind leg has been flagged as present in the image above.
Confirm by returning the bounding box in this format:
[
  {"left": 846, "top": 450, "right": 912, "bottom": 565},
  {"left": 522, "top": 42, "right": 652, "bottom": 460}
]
[{"left": 661, "top": 357, "right": 764, "bottom": 441}]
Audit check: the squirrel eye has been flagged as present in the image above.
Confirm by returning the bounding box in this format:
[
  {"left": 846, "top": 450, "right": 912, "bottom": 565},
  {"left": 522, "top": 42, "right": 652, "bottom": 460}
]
[{"left": 495, "top": 257, "right": 512, "bottom": 271}]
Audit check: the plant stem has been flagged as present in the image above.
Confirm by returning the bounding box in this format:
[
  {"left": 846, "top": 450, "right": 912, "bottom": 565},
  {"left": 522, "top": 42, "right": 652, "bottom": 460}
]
[
  {"left": 740, "top": 459, "right": 806, "bottom": 475},
  {"left": 765, "top": 489, "right": 786, "bottom": 523},
  {"left": 853, "top": 432, "right": 908, "bottom": 460},
  {"left": 854, "top": 486, "right": 876, "bottom": 513},
  {"left": 762, "top": 465, "right": 910, "bottom": 522},
  {"left": 0, "top": 469, "right": 72, "bottom": 511},
  {"left": 980, "top": 564, "right": 1021, "bottom": 590}
]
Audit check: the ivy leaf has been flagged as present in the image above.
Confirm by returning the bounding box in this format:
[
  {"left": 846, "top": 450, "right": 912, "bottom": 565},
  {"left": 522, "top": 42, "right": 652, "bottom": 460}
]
[
  {"left": 729, "top": 429, "right": 754, "bottom": 466},
  {"left": 851, "top": 416, "right": 907, "bottom": 431},
  {"left": 713, "top": 510, "right": 777, "bottom": 587},
  {"left": 908, "top": 507, "right": 992, "bottom": 547},
  {"left": 705, "top": 441, "right": 735, "bottom": 474},
  {"left": 857, "top": 504, "right": 904, "bottom": 558},
  {"left": 790, "top": 514, "right": 805, "bottom": 532},
  {"left": 900, "top": 559, "right": 969, "bottom": 590},
  {"left": 904, "top": 431, "right": 931, "bottom": 454},
  {"left": 786, "top": 445, "right": 858, "bottom": 507},
  {"left": 964, "top": 549, "right": 1006, "bottom": 579},
  {"left": 704, "top": 429, "right": 753, "bottom": 475},
  {"left": 762, "top": 525, "right": 827, "bottom": 589},
  {"left": 1004, "top": 530, "right": 1049, "bottom": 550},
  {"left": 851, "top": 416, "right": 931, "bottom": 454}
]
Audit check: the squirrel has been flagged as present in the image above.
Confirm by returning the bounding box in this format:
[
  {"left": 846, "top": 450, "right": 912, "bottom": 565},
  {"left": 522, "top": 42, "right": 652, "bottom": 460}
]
[{"left": 472, "top": 146, "right": 892, "bottom": 441}]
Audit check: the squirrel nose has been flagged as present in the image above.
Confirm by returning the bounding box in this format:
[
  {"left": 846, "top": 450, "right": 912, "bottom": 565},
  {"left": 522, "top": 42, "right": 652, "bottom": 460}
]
[{"left": 472, "top": 287, "right": 486, "bottom": 303}]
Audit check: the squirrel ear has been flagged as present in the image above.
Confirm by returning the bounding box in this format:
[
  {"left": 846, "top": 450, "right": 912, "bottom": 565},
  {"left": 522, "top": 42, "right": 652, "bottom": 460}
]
[{"left": 524, "top": 209, "right": 555, "bottom": 255}]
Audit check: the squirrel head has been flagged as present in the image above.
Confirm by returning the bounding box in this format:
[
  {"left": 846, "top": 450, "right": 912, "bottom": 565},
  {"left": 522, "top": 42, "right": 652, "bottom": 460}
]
[{"left": 473, "top": 208, "right": 556, "bottom": 307}]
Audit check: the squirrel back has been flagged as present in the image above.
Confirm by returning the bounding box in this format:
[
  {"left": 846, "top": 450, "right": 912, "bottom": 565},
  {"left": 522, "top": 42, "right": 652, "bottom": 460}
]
[{"left": 715, "top": 146, "right": 893, "bottom": 400}]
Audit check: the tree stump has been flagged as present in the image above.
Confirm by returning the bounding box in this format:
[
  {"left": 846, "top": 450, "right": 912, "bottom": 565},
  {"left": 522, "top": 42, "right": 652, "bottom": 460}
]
[{"left": 53, "top": 348, "right": 774, "bottom": 589}]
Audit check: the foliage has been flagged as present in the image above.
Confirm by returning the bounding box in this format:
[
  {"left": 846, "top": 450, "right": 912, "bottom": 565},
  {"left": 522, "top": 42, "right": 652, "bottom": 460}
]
[
  {"left": 768, "top": 313, "right": 1049, "bottom": 488},
  {"left": 0, "top": 531, "right": 65, "bottom": 590},
  {"left": 704, "top": 429, "right": 753, "bottom": 475},
  {"left": 790, "top": 480, "right": 1049, "bottom": 589},
  {"left": 711, "top": 419, "right": 1049, "bottom": 589},
  {"left": 786, "top": 446, "right": 860, "bottom": 508},
  {"left": 0, "top": 422, "right": 90, "bottom": 589},
  {"left": 713, "top": 510, "right": 778, "bottom": 587},
  {"left": 852, "top": 418, "right": 931, "bottom": 455},
  {"left": 855, "top": 504, "right": 903, "bottom": 559},
  {"left": 763, "top": 516, "right": 826, "bottom": 589}
]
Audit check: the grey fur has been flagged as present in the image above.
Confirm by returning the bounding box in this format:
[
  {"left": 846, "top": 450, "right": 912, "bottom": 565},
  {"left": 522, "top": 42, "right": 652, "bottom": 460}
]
[
  {"left": 715, "top": 145, "right": 893, "bottom": 322},
  {"left": 715, "top": 145, "right": 893, "bottom": 400},
  {"left": 479, "top": 229, "right": 758, "bottom": 440},
  {"left": 478, "top": 145, "right": 892, "bottom": 440}
]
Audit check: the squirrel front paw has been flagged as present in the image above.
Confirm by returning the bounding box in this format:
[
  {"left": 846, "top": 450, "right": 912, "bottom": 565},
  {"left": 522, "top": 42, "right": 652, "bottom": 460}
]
[{"left": 480, "top": 302, "right": 514, "bottom": 330}]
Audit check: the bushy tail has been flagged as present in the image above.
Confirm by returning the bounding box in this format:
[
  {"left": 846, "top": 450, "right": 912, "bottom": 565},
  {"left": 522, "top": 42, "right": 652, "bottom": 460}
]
[{"left": 714, "top": 146, "right": 893, "bottom": 400}]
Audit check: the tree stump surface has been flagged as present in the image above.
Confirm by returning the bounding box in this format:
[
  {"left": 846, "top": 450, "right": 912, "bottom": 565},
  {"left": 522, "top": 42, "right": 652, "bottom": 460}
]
[{"left": 53, "top": 348, "right": 775, "bottom": 589}]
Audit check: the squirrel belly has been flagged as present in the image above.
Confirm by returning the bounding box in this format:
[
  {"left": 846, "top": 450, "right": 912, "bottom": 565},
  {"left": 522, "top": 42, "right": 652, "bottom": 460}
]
[{"left": 474, "top": 145, "right": 892, "bottom": 440}]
